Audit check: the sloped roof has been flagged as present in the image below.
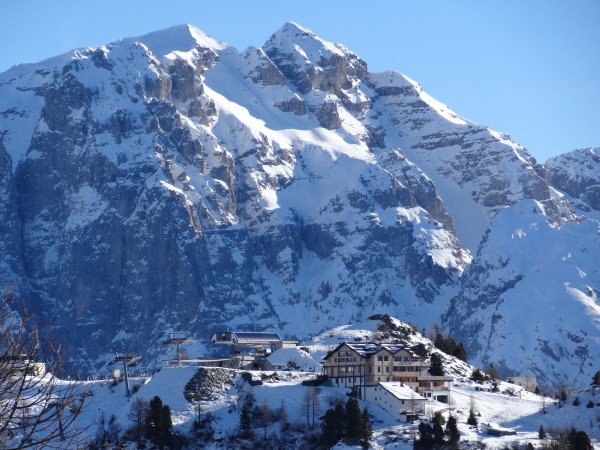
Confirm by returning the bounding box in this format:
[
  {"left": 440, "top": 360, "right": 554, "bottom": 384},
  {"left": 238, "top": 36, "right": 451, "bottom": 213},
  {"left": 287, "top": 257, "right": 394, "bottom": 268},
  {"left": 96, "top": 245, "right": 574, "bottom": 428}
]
[
  {"left": 325, "top": 341, "right": 419, "bottom": 359},
  {"left": 378, "top": 382, "right": 427, "bottom": 401},
  {"left": 231, "top": 332, "right": 282, "bottom": 343}
]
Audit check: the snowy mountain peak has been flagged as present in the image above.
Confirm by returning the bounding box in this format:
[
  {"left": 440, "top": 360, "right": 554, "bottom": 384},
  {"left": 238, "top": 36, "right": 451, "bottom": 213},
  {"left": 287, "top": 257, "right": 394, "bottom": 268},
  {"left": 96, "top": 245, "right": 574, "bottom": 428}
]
[
  {"left": 263, "top": 22, "right": 367, "bottom": 95},
  {"left": 121, "top": 24, "right": 228, "bottom": 59},
  {"left": 264, "top": 22, "right": 346, "bottom": 60}
]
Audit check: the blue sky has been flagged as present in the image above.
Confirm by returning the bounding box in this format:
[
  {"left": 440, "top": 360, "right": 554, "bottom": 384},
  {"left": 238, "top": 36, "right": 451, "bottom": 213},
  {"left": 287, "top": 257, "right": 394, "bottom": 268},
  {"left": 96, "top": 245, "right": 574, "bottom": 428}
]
[{"left": 2, "top": 1, "right": 598, "bottom": 162}]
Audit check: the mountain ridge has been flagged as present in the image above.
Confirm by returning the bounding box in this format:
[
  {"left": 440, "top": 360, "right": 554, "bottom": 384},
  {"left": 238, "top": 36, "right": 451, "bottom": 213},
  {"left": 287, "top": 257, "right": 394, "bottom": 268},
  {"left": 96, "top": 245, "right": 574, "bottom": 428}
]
[{"left": 0, "top": 23, "right": 597, "bottom": 386}]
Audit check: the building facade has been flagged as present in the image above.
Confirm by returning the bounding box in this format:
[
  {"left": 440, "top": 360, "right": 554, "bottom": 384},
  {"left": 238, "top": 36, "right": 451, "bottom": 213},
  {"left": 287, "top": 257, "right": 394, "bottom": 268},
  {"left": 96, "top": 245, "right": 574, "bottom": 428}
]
[{"left": 323, "top": 342, "right": 452, "bottom": 402}]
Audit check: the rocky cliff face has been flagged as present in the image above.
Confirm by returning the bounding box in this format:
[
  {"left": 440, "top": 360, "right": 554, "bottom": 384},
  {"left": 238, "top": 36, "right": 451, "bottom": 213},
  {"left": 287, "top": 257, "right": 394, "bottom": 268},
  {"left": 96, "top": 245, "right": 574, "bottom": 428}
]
[
  {"left": 544, "top": 148, "right": 600, "bottom": 212},
  {"left": 0, "top": 23, "right": 597, "bottom": 384}
]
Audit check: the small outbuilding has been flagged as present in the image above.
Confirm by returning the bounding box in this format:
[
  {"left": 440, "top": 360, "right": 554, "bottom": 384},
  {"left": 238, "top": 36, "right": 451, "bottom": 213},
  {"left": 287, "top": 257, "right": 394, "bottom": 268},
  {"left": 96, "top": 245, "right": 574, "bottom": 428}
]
[{"left": 364, "top": 382, "right": 426, "bottom": 421}]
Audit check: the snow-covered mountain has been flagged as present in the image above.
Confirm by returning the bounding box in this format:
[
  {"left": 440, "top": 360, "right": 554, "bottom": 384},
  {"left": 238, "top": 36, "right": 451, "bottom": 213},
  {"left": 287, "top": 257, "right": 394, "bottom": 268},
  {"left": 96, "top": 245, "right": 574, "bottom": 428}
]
[{"left": 0, "top": 23, "right": 597, "bottom": 385}]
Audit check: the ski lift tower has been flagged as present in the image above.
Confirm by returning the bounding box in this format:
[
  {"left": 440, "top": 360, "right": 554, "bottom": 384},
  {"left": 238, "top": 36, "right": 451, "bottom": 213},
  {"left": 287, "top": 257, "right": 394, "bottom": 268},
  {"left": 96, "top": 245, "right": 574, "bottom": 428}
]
[
  {"left": 110, "top": 353, "right": 141, "bottom": 397},
  {"left": 163, "top": 333, "right": 194, "bottom": 367}
]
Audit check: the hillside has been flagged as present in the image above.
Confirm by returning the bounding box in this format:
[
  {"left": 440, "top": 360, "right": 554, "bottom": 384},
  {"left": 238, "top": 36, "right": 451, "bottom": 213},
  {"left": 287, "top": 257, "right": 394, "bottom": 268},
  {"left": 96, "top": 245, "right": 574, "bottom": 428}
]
[{"left": 65, "top": 316, "right": 600, "bottom": 449}]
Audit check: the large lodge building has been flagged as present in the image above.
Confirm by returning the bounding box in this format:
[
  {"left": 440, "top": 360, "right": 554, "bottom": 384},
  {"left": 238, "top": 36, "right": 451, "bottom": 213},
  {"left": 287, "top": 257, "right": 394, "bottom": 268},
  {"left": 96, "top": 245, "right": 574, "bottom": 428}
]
[{"left": 323, "top": 342, "right": 452, "bottom": 403}]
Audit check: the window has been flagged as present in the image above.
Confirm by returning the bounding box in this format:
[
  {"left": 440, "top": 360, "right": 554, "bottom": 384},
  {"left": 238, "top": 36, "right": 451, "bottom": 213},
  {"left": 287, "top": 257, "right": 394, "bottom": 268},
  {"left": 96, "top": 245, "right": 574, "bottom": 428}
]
[
  {"left": 377, "top": 367, "right": 381, "bottom": 373},
  {"left": 404, "top": 356, "right": 410, "bottom": 362},
  {"left": 377, "top": 356, "right": 383, "bottom": 362},
  {"left": 385, "top": 367, "right": 389, "bottom": 373},
  {"left": 383, "top": 356, "right": 389, "bottom": 361},
  {"left": 347, "top": 366, "right": 353, "bottom": 373},
  {"left": 339, "top": 351, "right": 346, "bottom": 356},
  {"left": 339, "top": 367, "right": 346, "bottom": 373}
]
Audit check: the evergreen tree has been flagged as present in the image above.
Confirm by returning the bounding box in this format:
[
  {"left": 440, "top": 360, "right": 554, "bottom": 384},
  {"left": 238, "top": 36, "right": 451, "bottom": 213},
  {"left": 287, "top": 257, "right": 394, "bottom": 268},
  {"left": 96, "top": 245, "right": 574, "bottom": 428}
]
[
  {"left": 414, "top": 422, "right": 434, "bottom": 450},
  {"left": 238, "top": 400, "right": 253, "bottom": 439},
  {"left": 446, "top": 415, "right": 460, "bottom": 448},
  {"left": 467, "top": 398, "right": 478, "bottom": 427},
  {"left": 569, "top": 428, "right": 593, "bottom": 450},
  {"left": 321, "top": 400, "right": 345, "bottom": 447},
  {"left": 345, "top": 398, "right": 363, "bottom": 440},
  {"left": 359, "top": 407, "right": 372, "bottom": 449},
  {"left": 146, "top": 396, "right": 172, "bottom": 448},
  {"left": 429, "top": 353, "right": 444, "bottom": 376},
  {"left": 452, "top": 342, "right": 468, "bottom": 362},
  {"left": 433, "top": 330, "right": 457, "bottom": 356},
  {"left": 432, "top": 412, "right": 445, "bottom": 444},
  {"left": 538, "top": 424, "right": 546, "bottom": 439},
  {"left": 471, "top": 368, "right": 485, "bottom": 383},
  {"left": 592, "top": 371, "right": 600, "bottom": 386}
]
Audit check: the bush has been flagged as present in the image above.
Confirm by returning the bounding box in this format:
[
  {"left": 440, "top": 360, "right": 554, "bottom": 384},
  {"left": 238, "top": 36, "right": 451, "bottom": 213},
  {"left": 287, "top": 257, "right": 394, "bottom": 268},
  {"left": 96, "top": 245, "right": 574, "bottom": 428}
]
[{"left": 471, "top": 368, "right": 486, "bottom": 383}]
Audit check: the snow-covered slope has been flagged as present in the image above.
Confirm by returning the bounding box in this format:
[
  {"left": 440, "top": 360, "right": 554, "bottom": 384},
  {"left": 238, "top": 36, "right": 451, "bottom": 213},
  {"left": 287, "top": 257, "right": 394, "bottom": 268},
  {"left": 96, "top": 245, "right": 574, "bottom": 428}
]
[
  {"left": 446, "top": 200, "right": 600, "bottom": 386},
  {"left": 0, "top": 23, "right": 597, "bottom": 387},
  {"left": 69, "top": 317, "right": 600, "bottom": 449}
]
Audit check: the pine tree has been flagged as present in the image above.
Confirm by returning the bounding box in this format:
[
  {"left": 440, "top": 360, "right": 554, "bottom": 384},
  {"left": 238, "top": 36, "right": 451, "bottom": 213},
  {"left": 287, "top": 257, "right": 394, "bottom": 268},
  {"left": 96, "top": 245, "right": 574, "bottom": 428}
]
[
  {"left": 429, "top": 353, "right": 444, "bottom": 376},
  {"left": 432, "top": 420, "right": 445, "bottom": 444},
  {"left": 569, "top": 428, "right": 593, "bottom": 450},
  {"left": 467, "top": 396, "right": 478, "bottom": 427},
  {"left": 432, "top": 411, "right": 445, "bottom": 444},
  {"left": 239, "top": 400, "right": 253, "bottom": 439},
  {"left": 471, "top": 368, "right": 485, "bottom": 383},
  {"left": 345, "top": 398, "right": 362, "bottom": 440},
  {"left": 452, "top": 342, "right": 468, "bottom": 362},
  {"left": 321, "top": 400, "right": 345, "bottom": 447},
  {"left": 414, "top": 422, "right": 434, "bottom": 450},
  {"left": 446, "top": 415, "right": 460, "bottom": 448},
  {"left": 359, "top": 407, "right": 372, "bottom": 449},
  {"left": 538, "top": 424, "right": 546, "bottom": 439},
  {"left": 146, "top": 396, "right": 172, "bottom": 447},
  {"left": 592, "top": 371, "right": 600, "bottom": 386}
]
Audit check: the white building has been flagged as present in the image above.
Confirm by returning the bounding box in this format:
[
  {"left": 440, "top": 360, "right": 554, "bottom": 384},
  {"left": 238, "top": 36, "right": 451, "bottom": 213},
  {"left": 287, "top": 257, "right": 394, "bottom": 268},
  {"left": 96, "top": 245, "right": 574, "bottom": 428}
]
[
  {"left": 364, "top": 382, "right": 426, "bottom": 421},
  {"left": 506, "top": 374, "right": 538, "bottom": 392}
]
